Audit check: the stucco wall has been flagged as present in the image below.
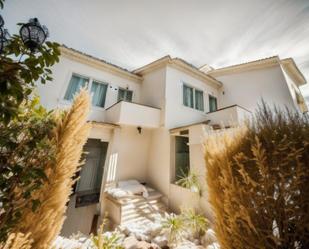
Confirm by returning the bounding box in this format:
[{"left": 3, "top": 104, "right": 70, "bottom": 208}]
[
  {"left": 140, "top": 67, "right": 166, "bottom": 126},
  {"left": 216, "top": 65, "right": 296, "bottom": 112},
  {"left": 281, "top": 66, "right": 304, "bottom": 111},
  {"left": 140, "top": 67, "right": 166, "bottom": 109},
  {"left": 104, "top": 126, "right": 152, "bottom": 183},
  {"left": 146, "top": 128, "right": 171, "bottom": 198},
  {"left": 165, "top": 66, "right": 219, "bottom": 129},
  {"left": 36, "top": 56, "right": 141, "bottom": 122}
]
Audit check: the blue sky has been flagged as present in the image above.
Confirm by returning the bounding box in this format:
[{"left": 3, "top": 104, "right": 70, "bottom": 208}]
[{"left": 2, "top": 0, "right": 309, "bottom": 100}]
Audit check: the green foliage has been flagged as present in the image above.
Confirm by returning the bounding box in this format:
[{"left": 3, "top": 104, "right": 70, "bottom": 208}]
[
  {"left": 205, "top": 103, "right": 309, "bottom": 249},
  {"left": 0, "top": 97, "right": 57, "bottom": 242},
  {"left": 182, "top": 208, "right": 209, "bottom": 237},
  {"left": 91, "top": 220, "right": 124, "bottom": 249},
  {"left": 0, "top": 34, "right": 60, "bottom": 124},
  {"left": 0, "top": 1, "right": 60, "bottom": 124},
  {"left": 162, "top": 209, "right": 209, "bottom": 246},
  {"left": 162, "top": 214, "right": 185, "bottom": 246},
  {"left": 0, "top": 0, "right": 4, "bottom": 9},
  {"left": 176, "top": 170, "right": 203, "bottom": 196}
]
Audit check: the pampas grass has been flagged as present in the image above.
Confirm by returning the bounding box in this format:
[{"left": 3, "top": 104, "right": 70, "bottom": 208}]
[
  {"left": 5, "top": 89, "right": 91, "bottom": 249},
  {"left": 1, "top": 233, "right": 32, "bottom": 249},
  {"left": 205, "top": 104, "right": 309, "bottom": 249}
]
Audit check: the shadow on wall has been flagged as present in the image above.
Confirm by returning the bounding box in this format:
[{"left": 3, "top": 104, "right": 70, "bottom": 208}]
[{"left": 106, "top": 153, "right": 119, "bottom": 183}]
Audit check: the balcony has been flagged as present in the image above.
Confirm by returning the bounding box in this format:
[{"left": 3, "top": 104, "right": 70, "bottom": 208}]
[
  {"left": 206, "top": 105, "right": 252, "bottom": 128},
  {"left": 105, "top": 101, "right": 161, "bottom": 128}
]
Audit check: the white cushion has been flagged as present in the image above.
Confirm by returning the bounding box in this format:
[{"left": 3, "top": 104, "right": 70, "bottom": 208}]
[
  {"left": 118, "top": 179, "right": 140, "bottom": 188},
  {"left": 124, "top": 184, "right": 146, "bottom": 194}
]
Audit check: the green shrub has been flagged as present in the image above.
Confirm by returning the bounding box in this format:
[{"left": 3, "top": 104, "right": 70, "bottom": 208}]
[
  {"left": 182, "top": 208, "right": 209, "bottom": 237},
  {"left": 0, "top": 97, "right": 56, "bottom": 242},
  {"left": 162, "top": 209, "right": 209, "bottom": 246},
  {"left": 176, "top": 170, "right": 203, "bottom": 196},
  {"left": 91, "top": 219, "right": 124, "bottom": 249},
  {"left": 205, "top": 104, "right": 309, "bottom": 249}
]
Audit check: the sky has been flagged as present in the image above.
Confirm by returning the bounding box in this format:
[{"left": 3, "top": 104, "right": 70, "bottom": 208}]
[{"left": 2, "top": 0, "right": 309, "bottom": 100}]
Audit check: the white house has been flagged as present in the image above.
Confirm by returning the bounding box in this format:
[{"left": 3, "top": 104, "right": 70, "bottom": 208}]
[{"left": 36, "top": 46, "right": 307, "bottom": 235}]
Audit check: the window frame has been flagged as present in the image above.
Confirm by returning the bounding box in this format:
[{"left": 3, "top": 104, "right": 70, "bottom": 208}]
[
  {"left": 117, "top": 87, "right": 133, "bottom": 102},
  {"left": 182, "top": 82, "right": 205, "bottom": 112},
  {"left": 208, "top": 94, "right": 218, "bottom": 112},
  {"left": 62, "top": 72, "right": 109, "bottom": 109},
  {"left": 90, "top": 80, "right": 108, "bottom": 108},
  {"left": 63, "top": 73, "right": 90, "bottom": 101},
  {"left": 194, "top": 89, "right": 204, "bottom": 111}
]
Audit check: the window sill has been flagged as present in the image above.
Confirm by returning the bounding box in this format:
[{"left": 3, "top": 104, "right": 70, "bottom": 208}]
[
  {"left": 59, "top": 99, "right": 106, "bottom": 111},
  {"left": 182, "top": 104, "right": 205, "bottom": 114},
  {"left": 170, "top": 183, "right": 199, "bottom": 193}
]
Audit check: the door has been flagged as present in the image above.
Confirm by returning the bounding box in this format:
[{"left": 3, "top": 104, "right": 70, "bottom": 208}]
[{"left": 75, "top": 139, "right": 108, "bottom": 207}]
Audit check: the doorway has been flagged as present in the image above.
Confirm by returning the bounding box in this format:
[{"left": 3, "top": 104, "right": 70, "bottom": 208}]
[{"left": 75, "top": 139, "right": 108, "bottom": 207}]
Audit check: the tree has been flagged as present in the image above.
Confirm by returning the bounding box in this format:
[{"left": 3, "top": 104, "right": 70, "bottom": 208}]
[
  {"left": 0, "top": 1, "right": 60, "bottom": 124},
  {"left": 205, "top": 104, "right": 309, "bottom": 249},
  {"left": 0, "top": 97, "right": 56, "bottom": 242},
  {"left": 0, "top": 0, "right": 61, "bottom": 242},
  {"left": 0, "top": 90, "right": 91, "bottom": 248}
]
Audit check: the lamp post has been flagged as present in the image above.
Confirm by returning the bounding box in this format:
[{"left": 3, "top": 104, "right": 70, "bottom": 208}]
[
  {"left": 0, "top": 15, "right": 10, "bottom": 53},
  {"left": 0, "top": 15, "right": 49, "bottom": 53},
  {"left": 19, "top": 18, "right": 49, "bottom": 52}
]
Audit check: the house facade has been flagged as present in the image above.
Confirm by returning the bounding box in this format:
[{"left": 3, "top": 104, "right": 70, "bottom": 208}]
[{"left": 36, "top": 46, "right": 307, "bottom": 235}]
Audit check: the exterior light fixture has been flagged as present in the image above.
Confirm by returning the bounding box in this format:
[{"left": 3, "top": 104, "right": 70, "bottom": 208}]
[
  {"left": 137, "top": 126, "right": 142, "bottom": 134},
  {"left": 0, "top": 15, "right": 10, "bottom": 53},
  {"left": 19, "top": 18, "right": 49, "bottom": 52}
]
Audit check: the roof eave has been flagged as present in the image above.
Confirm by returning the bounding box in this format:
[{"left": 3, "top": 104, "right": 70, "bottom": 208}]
[
  {"left": 207, "top": 56, "right": 281, "bottom": 77},
  {"left": 133, "top": 56, "right": 222, "bottom": 89},
  {"left": 132, "top": 56, "right": 172, "bottom": 74},
  {"left": 60, "top": 46, "right": 143, "bottom": 83},
  {"left": 280, "top": 58, "right": 307, "bottom": 86}
]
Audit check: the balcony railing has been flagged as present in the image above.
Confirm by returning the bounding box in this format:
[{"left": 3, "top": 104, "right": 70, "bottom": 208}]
[
  {"left": 105, "top": 101, "right": 161, "bottom": 128},
  {"left": 206, "top": 104, "right": 252, "bottom": 127}
]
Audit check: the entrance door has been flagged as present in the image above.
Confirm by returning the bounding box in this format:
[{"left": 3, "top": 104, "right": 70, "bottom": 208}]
[{"left": 75, "top": 139, "right": 108, "bottom": 207}]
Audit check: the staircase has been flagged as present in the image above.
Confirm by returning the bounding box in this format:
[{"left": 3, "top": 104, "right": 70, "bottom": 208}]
[{"left": 105, "top": 191, "right": 167, "bottom": 227}]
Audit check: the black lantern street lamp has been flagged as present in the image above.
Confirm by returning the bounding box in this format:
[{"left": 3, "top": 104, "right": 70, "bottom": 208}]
[
  {"left": 0, "top": 15, "right": 10, "bottom": 54},
  {"left": 0, "top": 16, "right": 49, "bottom": 54},
  {"left": 19, "top": 18, "right": 49, "bottom": 52},
  {"left": 0, "top": 15, "right": 4, "bottom": 27}
]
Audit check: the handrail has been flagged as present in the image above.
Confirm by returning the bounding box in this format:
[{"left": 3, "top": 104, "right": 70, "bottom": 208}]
[
  {"left": 105, "top": 100, "right": 161, "bottom": 111},
  {"left": 206, "top": 104, "right": 252, "bottom": 114}
]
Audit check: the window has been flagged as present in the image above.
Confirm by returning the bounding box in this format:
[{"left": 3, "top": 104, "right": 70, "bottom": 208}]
[
  {"left": 183, "top": 85, "right": 194, "bottom": 108},
  {"left": 118, "top": 88, "right": 133, "bottom": 102},
  {"left": 64, "top": 74, "right": 109, "bottom": 108},
  {"left": 209, "top": 95, "right": 217, "bottom": 112},
  {"left": 195, "top": 89, "right": 204, "bottom": 111},
  {"left": 64, "top": 75, "right": 88, "bottom": 101},
  {"left": 91, "top": 81, "right": 108, "bottom": 107},
  {"left": 183, "top": 84, "right": 204, "bottom": 111},
  {"left": 175, "top": 136, "right": 190, "bottom": 181}
]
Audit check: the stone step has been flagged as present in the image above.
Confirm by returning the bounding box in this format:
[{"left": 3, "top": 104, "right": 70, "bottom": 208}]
[
  {"left": 120, "top": 197, "right": 162, "bottom": 205},
  {"left": 123, "top": 205, "right": 166, "bottom": 215},
  {"left": 122, "top": 207, "right": 166, "bottom": 216},
  {"left": 120, "top": 200, "right": 167, "bottom": 225},
  {"left": 122, "top": 205, "right": 166, "bottom": 216},
  {"left": 122, "top": 202, "right": 164, "bottom": 211},
  {"left": 122, "top": 216, "right": 151, "bottom": 225}
]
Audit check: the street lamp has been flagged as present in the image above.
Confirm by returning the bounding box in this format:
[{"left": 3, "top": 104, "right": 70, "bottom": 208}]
[
  {"left": 19, "top": 18, "right": 49, "bottom": 52},
  {"left": 0, "top": 15, "right": 10, "bottom": 53},
  {"left": 0, "top": 15, "right": 49, "bottom": 53}
]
